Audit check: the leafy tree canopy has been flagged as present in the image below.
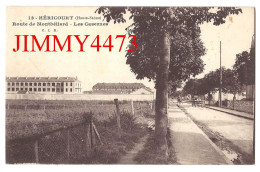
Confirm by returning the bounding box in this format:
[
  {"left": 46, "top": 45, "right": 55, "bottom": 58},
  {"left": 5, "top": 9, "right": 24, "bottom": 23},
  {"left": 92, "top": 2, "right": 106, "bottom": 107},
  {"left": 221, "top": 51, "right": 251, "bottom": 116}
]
[
  {"left": 222, "top": 69, "right": 242, "bottom": 96},
  {"left": 183, "top": 78, "right": 204, "bottom": 96},
  {"left": 234, "top": 50, "right": 255, "bottom": 85},
  {"left": 183, "top": 68, "right": 243, "bottom": 97},
  {"left": 96, "top": 7, "right": 242, "bottom": 83},
  {"left": 168, "top": 80, "right": 182, "bottom": 96}
]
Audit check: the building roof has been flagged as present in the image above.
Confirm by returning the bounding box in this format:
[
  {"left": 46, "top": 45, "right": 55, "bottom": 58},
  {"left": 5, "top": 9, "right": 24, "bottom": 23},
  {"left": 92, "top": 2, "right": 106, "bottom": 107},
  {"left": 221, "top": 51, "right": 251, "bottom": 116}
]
[
  {"left": 92, "top": 90, "right": 128, "bottom": 94},
  {"left": 130, "top": 87, "right": 154, "bottom": 94},
  {"left": 92, "top": 83, "right": 146, "bottom": 89},
  {"left": 6, "top": 77, "right": 80, "bottom": 82},
  {"left": 143, "top": 87, "right": 153, "bottom": 93}
]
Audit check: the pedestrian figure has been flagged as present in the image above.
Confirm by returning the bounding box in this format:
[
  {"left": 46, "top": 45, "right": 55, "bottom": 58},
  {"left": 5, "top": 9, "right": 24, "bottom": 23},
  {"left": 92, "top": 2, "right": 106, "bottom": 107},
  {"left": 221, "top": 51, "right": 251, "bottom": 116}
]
[
  {"left": 192, "top": 96, "right": 196, "bottom": 107},
  {"left": 177, "top": 96, "right": 181, "bottom": 105}
]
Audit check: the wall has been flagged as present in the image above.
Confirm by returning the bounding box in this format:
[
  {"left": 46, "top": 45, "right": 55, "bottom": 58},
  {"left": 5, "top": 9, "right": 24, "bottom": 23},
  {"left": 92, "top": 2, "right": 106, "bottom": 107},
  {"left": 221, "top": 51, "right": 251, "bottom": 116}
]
[
  {"left": 6, "top": 93, "right": 154, "bottom": 101},
  {"left": 226, "top": 100, "right": 254, "bottom": 114}
]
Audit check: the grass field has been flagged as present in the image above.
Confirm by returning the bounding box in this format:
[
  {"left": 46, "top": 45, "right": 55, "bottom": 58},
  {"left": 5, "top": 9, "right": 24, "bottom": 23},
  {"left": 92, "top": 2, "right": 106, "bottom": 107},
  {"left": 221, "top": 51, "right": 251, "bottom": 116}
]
[
  {"left": 6, "top": 99, "right": 154, "bottom": 164},
  {"left": 6, "top": 99, "right": 153, "bottom": 140}
]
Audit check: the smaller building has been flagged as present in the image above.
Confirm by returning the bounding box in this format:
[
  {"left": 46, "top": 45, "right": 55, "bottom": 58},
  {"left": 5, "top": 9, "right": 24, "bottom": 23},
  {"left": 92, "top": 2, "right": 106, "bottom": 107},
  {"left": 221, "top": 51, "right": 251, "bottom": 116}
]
[
  {"left": 92, "top": 83, "right": 153, "bottom": 94},
  {"left": 130, "top": 87, "right": 153, "bottom": 94}
]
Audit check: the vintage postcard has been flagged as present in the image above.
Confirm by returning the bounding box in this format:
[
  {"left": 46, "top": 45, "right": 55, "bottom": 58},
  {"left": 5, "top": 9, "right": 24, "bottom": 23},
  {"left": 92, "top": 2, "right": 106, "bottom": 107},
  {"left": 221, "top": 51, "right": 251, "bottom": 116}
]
[{"left": 5, "top": 6, "right": 255, "bottom": 165}]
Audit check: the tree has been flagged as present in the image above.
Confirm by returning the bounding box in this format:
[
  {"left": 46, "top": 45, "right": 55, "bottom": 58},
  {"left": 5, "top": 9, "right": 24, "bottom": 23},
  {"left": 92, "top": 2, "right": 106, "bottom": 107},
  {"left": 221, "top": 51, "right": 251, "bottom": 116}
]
[
  {"left": 222, "top": 69, "right": 242, "bottom": 109},
  {"left": 234, "top": 50, "right": 255, "bottom": 85},
  {"left": 204, "top": 70, "right": 219, "bottom": 92},
  {"left": 190, "top": 68, "right": 243, "bottom": 105},
  {"left": 183, "top": 78, "right": 204, "bottom": 96},
  {"left": 233, "top": 36, "right": 255, "bottom": 100},
  {"left": 170, "top": 90, "right": 183, "bottom": 98},
  {"left": 96, "top": 7, "right": 242, "bottom": 156},
  {"left": 195, "top": 70, "right": 219, "bottom": 104},
  {"left": 168, "top": 80, "right": 182, "bottom": 97},
  {"left": 222, "top": 69, "right": 242, "bottom": 96}
]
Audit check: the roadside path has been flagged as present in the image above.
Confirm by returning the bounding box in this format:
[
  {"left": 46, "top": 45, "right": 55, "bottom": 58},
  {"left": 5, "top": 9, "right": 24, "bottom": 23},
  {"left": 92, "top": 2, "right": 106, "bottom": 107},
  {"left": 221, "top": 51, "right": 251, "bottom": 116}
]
[
  {"left": 206, "top": 106, "right": 254, "bottom": 120},
  {"left": 118, "top": 135, "right": 148, "bottom": 164},
  {"left": 168, "top": 103, "right": 231, "bottom": 164},
  {"left": 182, "top": 103, "right": 254, "bottom": 164}
]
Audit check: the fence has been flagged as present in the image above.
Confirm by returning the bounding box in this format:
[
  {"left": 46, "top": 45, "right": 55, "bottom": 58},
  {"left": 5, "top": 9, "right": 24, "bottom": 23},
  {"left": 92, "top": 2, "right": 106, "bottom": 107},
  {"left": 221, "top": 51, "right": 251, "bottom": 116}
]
[
  {"left": 6, "top": 113, "right": 102, "bottom": 164},
  {"left": 6, "top": 99, "right": 142, "bottom": 164},
  {"left": 6, "top": 103, "right": 67, "bottom": 110},
  {"left": 5, "top": 100, "right": 154, "bottom": 113},
  {"left": 6, "top": 93, "right": 154, "bottom": 101}
]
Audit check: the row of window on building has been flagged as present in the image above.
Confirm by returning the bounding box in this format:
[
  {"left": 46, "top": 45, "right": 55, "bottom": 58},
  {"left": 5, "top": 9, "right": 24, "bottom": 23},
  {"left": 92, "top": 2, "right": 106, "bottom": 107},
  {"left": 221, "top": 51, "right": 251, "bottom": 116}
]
[
  {"left": 7, "top": 82, "right": 80, "bottom": 87},
  {"left": 7, "top": 87, "right": 75, "bottom": 92}
]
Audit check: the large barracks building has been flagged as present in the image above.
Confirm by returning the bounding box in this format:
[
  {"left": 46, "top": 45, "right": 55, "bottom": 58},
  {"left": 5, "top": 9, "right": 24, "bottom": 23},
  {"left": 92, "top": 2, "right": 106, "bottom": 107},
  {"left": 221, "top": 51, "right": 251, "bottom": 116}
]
[{"left": 6, "top": 77, "right": 82, "bottom": 94}]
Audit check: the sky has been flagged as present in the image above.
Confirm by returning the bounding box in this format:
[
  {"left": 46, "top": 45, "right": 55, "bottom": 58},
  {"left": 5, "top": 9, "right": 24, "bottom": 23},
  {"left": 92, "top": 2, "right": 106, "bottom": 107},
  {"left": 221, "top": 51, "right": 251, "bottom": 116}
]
[
  {"left": 6, "top": 7, "right": 254, "bottom": 91},
  {"left": 197, "top": 7, "right": 254, "bottom": 78}
]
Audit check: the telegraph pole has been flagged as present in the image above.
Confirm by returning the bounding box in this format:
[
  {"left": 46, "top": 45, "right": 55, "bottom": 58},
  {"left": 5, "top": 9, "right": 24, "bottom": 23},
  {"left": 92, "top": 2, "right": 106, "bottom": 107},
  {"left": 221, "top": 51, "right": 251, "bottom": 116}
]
[{"left": 219, "top": 41, "right": 222, "bottom": 107}]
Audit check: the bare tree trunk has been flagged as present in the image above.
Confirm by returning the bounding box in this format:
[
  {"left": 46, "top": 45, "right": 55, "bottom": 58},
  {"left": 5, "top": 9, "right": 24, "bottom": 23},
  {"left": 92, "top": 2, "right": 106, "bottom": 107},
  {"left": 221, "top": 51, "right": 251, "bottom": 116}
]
[
  {"left": 208, "top": 92, "right": 211, "bottom": 105},
  {"left": 233, "top": 93, "right": 236, "bottom": 110},
  {"left": 155, "top": 32, "right": 170, "bottom": 156}
]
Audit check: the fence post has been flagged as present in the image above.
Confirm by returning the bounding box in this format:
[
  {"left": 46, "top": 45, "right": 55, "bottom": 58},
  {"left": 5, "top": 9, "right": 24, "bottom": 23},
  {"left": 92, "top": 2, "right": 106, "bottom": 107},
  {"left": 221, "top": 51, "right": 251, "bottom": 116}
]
[
  {"left": 89, "top": 116, "right": 96, "bottom": 148},
  {"left": 25, "top": 105, "right": 27, "bottom": 110},
  {"left": 43, "top": 105, "right": 45, "bottom": 111},
  {"left": 67, "top": 128, "right": 70, "bottom": 160},
  {"left": 153, "top": 100, "right": 155, "bottom": 111},
  {"left": 114, "top": 99, "right": 121, "bottom": 137},
  {"left": 131, "top": 100, "right": 135, "bottom": 116},
  {"left": 84, "top": 113, "right": 93, "bottom": 151},
  {"left": 92, "top": 123, "right": 96, "bottom": 146},
  {"left": 7, "top": 104, "right": 9, "bottom": 110},
  {"left": 86, "top": 122, "right": 91, "bottom": 155},
  {"left": 34, "top": 139, "right": 39, "bottom": 163},
  {"left": 93, "top": 123, "right": 103, "bottom": 145},
  {"left": 233, "top": 98, "right": 235, "bottom": 110}
]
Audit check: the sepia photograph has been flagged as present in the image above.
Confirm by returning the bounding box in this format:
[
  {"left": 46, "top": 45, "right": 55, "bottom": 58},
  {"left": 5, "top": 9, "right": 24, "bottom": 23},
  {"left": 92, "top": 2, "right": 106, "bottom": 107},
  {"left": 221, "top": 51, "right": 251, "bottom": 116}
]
[{"left": 5, "top": 5, "right": 255, "bottom": 165}]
